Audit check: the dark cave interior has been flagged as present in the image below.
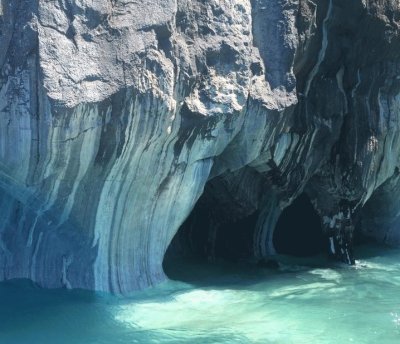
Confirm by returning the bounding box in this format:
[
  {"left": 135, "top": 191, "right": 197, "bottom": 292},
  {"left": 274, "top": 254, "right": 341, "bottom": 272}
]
[
  {"left": 273, "top": 193, "right": 327, "bottom": 257},
  {"left": 163, "top": 191, "right": 260, "bottom": 263},
  {"left": 164, "top": 182, "right": 330, "bottom": 280}
]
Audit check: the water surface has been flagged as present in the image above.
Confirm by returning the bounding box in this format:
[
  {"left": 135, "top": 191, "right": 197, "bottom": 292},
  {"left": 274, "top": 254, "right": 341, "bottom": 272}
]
[{"left": 1, "top": 245, "right": 400, "bottom": 343}]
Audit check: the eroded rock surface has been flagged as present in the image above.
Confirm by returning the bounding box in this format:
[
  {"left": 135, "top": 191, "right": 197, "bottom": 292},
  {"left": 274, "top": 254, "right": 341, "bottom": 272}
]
[{"left": 1, "top": 0, "right": 400, "bottom": 293}]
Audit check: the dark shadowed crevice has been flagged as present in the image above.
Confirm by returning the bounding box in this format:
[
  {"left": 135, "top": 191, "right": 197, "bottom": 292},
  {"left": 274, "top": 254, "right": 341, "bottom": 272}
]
[
  {"left": 163, "top": 197, "right": 259, "bottom": 260},
  {"left": 163, "top": 187, "right": 331, "bottom": 282},
  {"left": 273, "top": 193, "right": 327, "bottom": 257},
  {"left": 163, "top": 177, "right": 262, "bottom": 281}
]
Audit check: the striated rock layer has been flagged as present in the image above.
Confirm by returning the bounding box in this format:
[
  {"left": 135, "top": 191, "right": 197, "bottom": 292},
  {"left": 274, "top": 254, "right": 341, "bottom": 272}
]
[{"left": 1, "top": 0, "right": 400, "bottom": 293}]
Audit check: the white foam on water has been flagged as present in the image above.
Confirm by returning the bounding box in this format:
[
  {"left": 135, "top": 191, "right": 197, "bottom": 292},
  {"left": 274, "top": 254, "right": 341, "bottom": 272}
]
[
  {"left": 114, "top": 288, "right": 320, "bottom": 343},
  {"left": 308, "top": 268, "right": 342, "bottom": 282}
]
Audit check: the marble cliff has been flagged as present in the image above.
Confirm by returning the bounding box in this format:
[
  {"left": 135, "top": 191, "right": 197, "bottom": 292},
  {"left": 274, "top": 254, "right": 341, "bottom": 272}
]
[{"left": 1, "top": 0, "right": 400, "bottom": 294}]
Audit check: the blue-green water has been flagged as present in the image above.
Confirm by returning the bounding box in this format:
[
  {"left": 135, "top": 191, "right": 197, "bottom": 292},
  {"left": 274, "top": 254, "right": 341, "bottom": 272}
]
[{"left": 1, "top": 246, "right": 400, "bottom": 344}]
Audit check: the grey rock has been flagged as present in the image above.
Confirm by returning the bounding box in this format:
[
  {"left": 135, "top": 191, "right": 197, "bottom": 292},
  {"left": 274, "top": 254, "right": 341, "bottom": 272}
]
[{"left": 0, "top": 0, "right": 400, "bottom": 293}]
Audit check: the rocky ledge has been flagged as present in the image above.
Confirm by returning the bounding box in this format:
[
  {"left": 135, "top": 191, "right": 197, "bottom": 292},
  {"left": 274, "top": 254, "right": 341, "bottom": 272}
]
[{"left": 1, "top": 0, "right": 400, "bottom": 294}]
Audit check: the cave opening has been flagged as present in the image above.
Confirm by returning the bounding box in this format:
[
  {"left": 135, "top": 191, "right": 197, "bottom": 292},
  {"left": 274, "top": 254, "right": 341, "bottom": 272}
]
[
  {"left": 273, "top": 193, "right": 327, "bottom": 257},
  {"left": 163, "top": 183, "right": 329, "bottom": 283},
  {"left": 163, "top": 178, "right": 262, "bottom": 282}
]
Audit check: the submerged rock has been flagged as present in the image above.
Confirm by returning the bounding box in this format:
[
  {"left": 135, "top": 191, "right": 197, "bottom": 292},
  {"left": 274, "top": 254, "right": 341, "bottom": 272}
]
[{"left": 0, "top": 0, "right": 400, "bottom": 293}]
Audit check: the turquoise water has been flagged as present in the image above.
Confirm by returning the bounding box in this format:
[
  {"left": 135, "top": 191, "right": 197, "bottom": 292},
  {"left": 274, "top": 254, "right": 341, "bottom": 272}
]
[{"left": 1, "top": 245, "right": 400, "bottom": 344}]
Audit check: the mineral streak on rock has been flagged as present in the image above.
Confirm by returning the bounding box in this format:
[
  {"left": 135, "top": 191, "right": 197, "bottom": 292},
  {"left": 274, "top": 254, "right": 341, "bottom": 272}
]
[{"left": 0, "top": 0, "right": 400, "bottom": 293}]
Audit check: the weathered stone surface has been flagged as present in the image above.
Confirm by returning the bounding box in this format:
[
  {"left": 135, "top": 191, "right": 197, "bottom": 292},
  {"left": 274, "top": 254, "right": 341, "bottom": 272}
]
[{"left": 1, "top": 0, "right": 400, "bottom": 293}]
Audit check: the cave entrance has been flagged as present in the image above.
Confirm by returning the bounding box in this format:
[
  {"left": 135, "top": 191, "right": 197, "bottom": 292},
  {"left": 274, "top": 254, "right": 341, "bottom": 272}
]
[
  {"left": 163, "top": 177, "right": 261, "bottom": 282},
  {"left": 273, "top": 193, "right": 327, "bottom": 257}
]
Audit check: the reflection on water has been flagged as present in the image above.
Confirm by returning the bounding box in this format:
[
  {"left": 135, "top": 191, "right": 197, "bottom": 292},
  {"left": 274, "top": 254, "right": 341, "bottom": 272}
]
[{"left": 1, "top": 245, "right": 400, "bottom": 343}]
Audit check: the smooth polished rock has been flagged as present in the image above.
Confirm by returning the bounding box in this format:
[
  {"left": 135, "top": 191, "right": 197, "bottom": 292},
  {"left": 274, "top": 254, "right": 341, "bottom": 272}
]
[{"left": 0, "top": 0, "right": 400, "bottom": 293}]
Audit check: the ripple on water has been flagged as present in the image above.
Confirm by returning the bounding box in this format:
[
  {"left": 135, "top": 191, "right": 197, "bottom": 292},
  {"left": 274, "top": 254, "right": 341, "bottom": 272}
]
[{"left": 1, "top": 245, "right": 400, "bottom": 343}]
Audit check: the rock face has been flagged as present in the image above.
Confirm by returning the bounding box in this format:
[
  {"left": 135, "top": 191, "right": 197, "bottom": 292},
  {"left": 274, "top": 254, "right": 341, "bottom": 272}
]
[{"left": 1, "top": 0, "right": 400, "bottom": 293}]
